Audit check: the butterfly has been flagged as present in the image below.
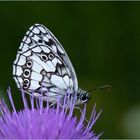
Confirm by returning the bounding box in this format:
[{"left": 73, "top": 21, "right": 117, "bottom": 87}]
[{"left": 13, "top": 24, "right": 95, "bottom": 105}]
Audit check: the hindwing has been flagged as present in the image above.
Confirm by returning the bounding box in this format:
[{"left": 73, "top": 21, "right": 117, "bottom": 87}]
[{"left": 13, "top": 24, "right": 78, "bottom": 101}]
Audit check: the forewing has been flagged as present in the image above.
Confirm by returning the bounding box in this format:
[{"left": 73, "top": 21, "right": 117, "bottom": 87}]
[{"left": 13, "top": 24, "right": 78, "bottom": 100}]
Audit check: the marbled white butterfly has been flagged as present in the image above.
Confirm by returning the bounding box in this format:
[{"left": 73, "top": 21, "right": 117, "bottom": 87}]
[{"left": 13, "top": 24, "right": 93, "bottom": 105}]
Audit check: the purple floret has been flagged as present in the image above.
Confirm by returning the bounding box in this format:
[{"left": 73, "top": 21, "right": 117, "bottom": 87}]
[{"left": 0, "top": 87, "right": 102, "bottom": 139}]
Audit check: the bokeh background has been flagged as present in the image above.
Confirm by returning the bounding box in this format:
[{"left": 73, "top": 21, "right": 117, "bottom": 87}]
[{"left": 0, "top": 1, "right": 140, "bottom": 138}]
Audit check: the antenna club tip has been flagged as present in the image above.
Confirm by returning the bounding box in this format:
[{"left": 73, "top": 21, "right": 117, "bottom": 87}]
[
  {"left": 106, "top": 85, "right": 112, "bottom": 88},
  {"left": 105, "top": 85, "right": 112, "bottom": 91},
  {"left": 97, "top": 84, "right": 112, "bottom": 91}
]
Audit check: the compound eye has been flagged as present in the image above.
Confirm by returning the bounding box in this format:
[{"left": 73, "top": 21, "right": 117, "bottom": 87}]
[
  {"left": 48, "top": 53, "right": 54, "bottom": 60},
  {"left": 81, "top": 93, "right": 91, "bottom": 103},
  {"left": 23, "top": 79, "right": 29, "bottom": 89},
  {"left": 23, "top": 69, "right": 30, "bottom": 78},
  {"left": 41, "top": 54, "right": 48, "bottom": 61},
  {"left": 26, "top": 60, "right": 33, "bottom": 68},
  {"left": 81, "top": 94, "right": 87, "bottom": 101}
]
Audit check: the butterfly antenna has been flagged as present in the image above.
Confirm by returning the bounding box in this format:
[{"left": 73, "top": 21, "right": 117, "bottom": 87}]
[{"left": 87, "top": 85, "right": 112, "bottom": 93}]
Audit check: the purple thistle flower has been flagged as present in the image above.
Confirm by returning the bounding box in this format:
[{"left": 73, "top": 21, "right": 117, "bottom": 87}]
[{"left": 0, "top": 87, "right": 102, "bottom": 139}]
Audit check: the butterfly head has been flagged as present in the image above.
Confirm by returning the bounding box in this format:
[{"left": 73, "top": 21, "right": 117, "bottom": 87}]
[
  {"left": 76, "top": 85, "right": 112, "bottom": 105},
  {"left": 76, "top": 89, "right": 91, "bottom": 104},
  {"left": 80, "top": 92, "right": 91, "bottom": 103}
]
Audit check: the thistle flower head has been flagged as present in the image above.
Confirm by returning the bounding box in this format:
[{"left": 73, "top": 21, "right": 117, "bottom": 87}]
[{"left": 0, "top": 87, "right": 102, "bottom": 139}]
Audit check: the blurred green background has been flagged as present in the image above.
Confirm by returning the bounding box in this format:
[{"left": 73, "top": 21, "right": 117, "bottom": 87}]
[{"left": 0, "top": 1, "right": 140, "bottom": 138}]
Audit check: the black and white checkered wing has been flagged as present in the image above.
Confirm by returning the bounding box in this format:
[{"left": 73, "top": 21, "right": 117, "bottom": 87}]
[{"left": 13, "top": 24, "right": 78, "bottom": 101}]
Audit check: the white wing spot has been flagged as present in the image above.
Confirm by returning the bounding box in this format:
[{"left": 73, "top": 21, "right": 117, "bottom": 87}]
[
  {"left": 14, "top": 55, "right": 26, "bottom": 66},
  {"left": 32, "top": 27, "right": 40, "bottom": 34},
  {"left": 26, "top": 38, "right": 31, "bottom": 44},
  {"left": 19, "top": 44, "right": 29, "bottom": 53},
  {"left": 51, "top": 45, "right": 57, "bottom": 53},
  {"left": 15, "top": 65, "right": 23, "bottom": 76},
  {"left": 40, "top": 46, "right": 50, "bottom": 53},
  {"left": 37, "top": 26, "right": 46, "bottom": 33},
  {"left": 31, "top": 71, "right": 42, "bottom": 81},
  {"left": 32, "top": 47, "right": 42, "bottom": 53},
  {"left": 29, "top": 80, "right": 40, "bottom": 90},
  {"left": 50, "top": 75, "right": 67, "bottom": 90},
  {"left": 43, "top": 36, "right": 49, "bottom": 42},
  {"left": 46, "top": 61, "right": 56, "bottom": 72},
  {"left": 63, "top": 75, "right": 70, "bottom": 87},
  {"left": 23, "top": 50, "right": 32, "bottom": 57},
  {"left": 31, "top": 34, "right": 40, "bottom": 42},
  {"left": 46, "top": 34, "right": 52, "bottom": 39},
  {"left": 31, "top": 60, "right": 43, "bottom": 73}
]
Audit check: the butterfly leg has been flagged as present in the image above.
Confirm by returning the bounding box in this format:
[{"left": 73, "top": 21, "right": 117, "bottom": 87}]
[
  {"left": 49, "top": 101, "right": 57, "bottom": 108},
  {"left": 74, "top": 106, "right": 89, "bottom": 123}
]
